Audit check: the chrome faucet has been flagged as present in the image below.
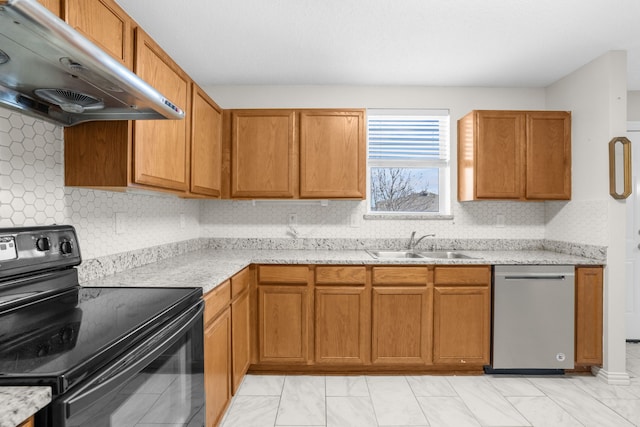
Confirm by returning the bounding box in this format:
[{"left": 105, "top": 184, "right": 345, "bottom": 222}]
[{"left": 407, "top": 231, "right": 436, "bottom": 250}]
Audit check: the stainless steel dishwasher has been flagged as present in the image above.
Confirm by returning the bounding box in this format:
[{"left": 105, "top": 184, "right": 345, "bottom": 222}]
[{"left": 490, "top": 265, "right": 575, "bottom": 373}]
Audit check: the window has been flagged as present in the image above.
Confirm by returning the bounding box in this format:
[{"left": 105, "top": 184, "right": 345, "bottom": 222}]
[{"left": 367, "top": 109, "right": 450, "bottom": 215}]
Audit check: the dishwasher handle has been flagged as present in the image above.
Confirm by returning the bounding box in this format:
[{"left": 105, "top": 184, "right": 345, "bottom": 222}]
[{"left": 501, "top": 275, "right": 570, "bottom": 281}]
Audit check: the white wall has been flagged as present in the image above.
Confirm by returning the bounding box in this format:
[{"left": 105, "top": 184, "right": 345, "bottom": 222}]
[
  {"left": 546, "top": 51, "right": 629, "bottom": 383},
  {"left": 0, "top": 108, "right": 201, "bottom": 259},
  {"left": 628, "top": 90, "right": 640, "bottom": 121},
  {"left": 202, "top": 85, "right": 551, "bottom": 240}
]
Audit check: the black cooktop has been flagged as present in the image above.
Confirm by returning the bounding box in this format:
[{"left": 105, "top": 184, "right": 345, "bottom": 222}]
[{"left": 0, "top": 285, "right": 202, "bottom": 393}]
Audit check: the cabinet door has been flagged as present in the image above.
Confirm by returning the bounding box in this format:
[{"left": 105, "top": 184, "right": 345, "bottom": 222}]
[
  {"left": 204, "top": 309, "right": 231, "bottom": 427},
  {"left": 525, "top": 111, "right": 571, "bottom": 200},
  {"left": 371, "top": 287, "right": 430, "bottom": 364},
  {"left": 191, "top": 85, "right": 222, "bottom": 197},
  {"left": 231, "top": 110, "right": 296, "bottom": 198},
  {"left": 258, "top": 286, "right": 309, "bottom": 363},
  {"left": 231, "top": 289, "right": 250, "bottom": 394},
  {"left": 475, "top": 111, "right": 525, "bottom": 199},
  {"left": 575, "top": 267, "right": 603, "bottom": 365},
  {"left": 37, "top": 0, "right": 62, "bottom": 17},
  {"left": 65, "top": 0, "right": 132, "bottom": 68},
  {"left": 17, "top": 417, "right": 34, "bottom": 427},
  {"left": 133, "top": 28, "right": 191, "bottom": 192},
  {"left": 315, "top": 287, "right": 369, "bottom": 365},
  {"left": 433, "top": 286, "right": 490, "bottom": 365},
  {"left": 299, "top": 110, "right": 365, "bottom": 198}
]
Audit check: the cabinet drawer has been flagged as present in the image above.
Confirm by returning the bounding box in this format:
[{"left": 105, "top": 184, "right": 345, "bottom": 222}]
[
  {"left": 372, "top": 267, "right": 430, "bottom": 286},
  {"left": 231, "top": 267, "right": 250, "bottom": 298},
  {"left": 434, "top": 266, "right": 491, "bottom": 285},
  {"left": 315, "top": 266, "right": 366, "bottom": 285},
  {"left": 258, "top": 265, "right": 308, "bottom": 284},
  {"left": 204, "top": 280, "right": 230, "bottom": 324}
]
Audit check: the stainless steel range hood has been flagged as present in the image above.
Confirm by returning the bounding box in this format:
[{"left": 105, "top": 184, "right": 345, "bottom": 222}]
[{"left": 0, "top": 0, "right": 185, "bottom": 126}]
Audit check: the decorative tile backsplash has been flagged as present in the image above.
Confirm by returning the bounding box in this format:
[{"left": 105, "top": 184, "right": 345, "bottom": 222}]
[
  {"left": 1, "top": 107, "right": 606, "bottom": 264},
  {"left": 0, "top": 108, "right": 201, "bottom": 259},
  {"left": 199, "top": 199, "right": 547, "bottom": 240}
]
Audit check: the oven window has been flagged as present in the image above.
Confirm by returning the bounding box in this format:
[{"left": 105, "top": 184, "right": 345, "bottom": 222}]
[{"left": 56, "top": 320, "right": 204, "bottom": 427}]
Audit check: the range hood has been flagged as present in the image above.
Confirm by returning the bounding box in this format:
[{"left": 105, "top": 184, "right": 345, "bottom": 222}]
[{"left": 0, "top": 0, "right": 185, "bottom": 126}]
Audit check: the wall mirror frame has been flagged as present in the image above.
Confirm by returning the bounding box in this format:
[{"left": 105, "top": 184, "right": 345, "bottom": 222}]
[{"left": 609, "top": 136, "right": 632, "bottom": 199}]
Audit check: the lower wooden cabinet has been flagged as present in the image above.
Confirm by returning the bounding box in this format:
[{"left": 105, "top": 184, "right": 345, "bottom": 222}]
[
  {"left": 231, "top": 278, "right": 250, "bottom": 393},
  {"left": 370, "top": 266, "right": 431, "bottom": 365},
  {"left": 433, "top": 266, "right": 491, "bottom": 366},
  {"left": 17, "top": 417, "right": 34, "bottom": 427},
  {"left": 204, "top": 268, "right": 252, "bottom": 427},
  {"left": 203, "top": 281, "right": 231, "bottom": 427},
  {"left": 372, "top": 286, "right": 431, "bottom": 364},
  {"left": 258, "top": 285, "right": 310, "bottom": 363},
  {"left": 315, "top": 286, "right": 369, "bottom": 364},
  {"left": 575, "top": 266, "right": 603, "bottom": 365},
  {"left": 204, "top": 307, "right": 231, "bottom": 427}
]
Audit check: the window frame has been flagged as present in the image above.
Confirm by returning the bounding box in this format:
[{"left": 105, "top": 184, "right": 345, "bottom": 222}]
[{"left": 366, "top": 109, "right": 451, "bottom": 217}]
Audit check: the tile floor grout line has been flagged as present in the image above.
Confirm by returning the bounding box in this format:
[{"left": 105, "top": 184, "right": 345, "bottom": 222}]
[
  {"left": 273, "top": 375, "right": 287, "bottom": 427},
  {"left": 404, "top": 374, "right": 433, "bottom": 427}
]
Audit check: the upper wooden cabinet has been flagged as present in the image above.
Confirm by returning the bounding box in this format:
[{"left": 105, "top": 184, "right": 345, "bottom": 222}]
[
  {"left": 133, "top": 28, "right": 191, "bottom": 191},
  {"left": 64, "top": 29, "right": 199, "bottom": 195},
  {"left": 226, "top": 109, "right": 366, "bottom": 199},
  {"left": 37, "top": 0, "right": 62, "bottom": 17},
  {"left": 230, "top": 110, "right": 297, "bottom": 198},
  {"left": 299, "top": 110, "right": 365, "bottom": 198},
  {"left": 65, "top": 0, "right": 133, "bottom": 68},
  {"left": 191, "top": 85, "right": 223, "bottom": 197},
  {"left": 458, "top": 110, "right": 571, "bottom": 201}
]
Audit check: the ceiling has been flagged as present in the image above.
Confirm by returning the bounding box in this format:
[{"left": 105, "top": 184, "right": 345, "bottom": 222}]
[{"left": 115, "top": 0, "right": 640, "bottom": 90}]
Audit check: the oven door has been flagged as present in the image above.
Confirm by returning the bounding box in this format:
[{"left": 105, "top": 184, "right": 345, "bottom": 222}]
[{"left": 45, "top": 301, "right": 204, "bottom": 427}]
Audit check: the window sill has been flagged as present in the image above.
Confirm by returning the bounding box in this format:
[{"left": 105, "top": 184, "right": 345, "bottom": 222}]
[{"left": 363, "top": 213, "right": 453, "bottom": 220}]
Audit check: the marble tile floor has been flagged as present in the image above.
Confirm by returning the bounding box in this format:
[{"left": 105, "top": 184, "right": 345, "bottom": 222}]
[{"left": 220, "top": 343, "right": 640, "bottom": 427}]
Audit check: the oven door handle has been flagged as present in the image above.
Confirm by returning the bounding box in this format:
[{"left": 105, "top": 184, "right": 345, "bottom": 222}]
[{"left": 64, "top": 301, "right": 204, "bottom": 418}]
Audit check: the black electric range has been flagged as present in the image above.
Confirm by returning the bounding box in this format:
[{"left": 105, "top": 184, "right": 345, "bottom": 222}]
[{"left": 0, "top": 226, "right": 205, "bottom": 427}]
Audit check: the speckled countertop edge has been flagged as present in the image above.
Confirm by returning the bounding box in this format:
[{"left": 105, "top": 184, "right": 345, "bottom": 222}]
[
  {"left": 80, "top": 248, "right": 604, "bottom": 294},
  {"left": 0, "top": 387, "right": 50, "bottom": 427}
]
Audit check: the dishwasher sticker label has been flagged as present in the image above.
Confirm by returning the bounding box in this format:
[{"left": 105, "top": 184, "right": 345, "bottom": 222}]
[{"left": 556, "top": 353, "right": 566, "bottom": 362}]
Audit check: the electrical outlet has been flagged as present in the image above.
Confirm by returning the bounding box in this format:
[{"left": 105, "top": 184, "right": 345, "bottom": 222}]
[
  {"left": 496, "top": 214, "right": 505, "bottom": 228},
  {"left": 349, "top": 212, "right": 360, "bottom": 228},
  {"left": 288, "top": 213, "right": 298, "bottom": 226},
  {"left": 180, "top": 214, "right": 186, "bottom": 229}
]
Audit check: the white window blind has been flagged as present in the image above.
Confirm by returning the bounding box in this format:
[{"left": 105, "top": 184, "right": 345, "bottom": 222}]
[{"left": 367, "top": 110, "right": 449, "bottom": 162}]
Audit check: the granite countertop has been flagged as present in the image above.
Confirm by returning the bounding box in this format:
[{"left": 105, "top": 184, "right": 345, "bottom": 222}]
[
  {"left": 81, "top": 248, "right": 603, "bottom": 294},
  {"left": 0, "top": 387, "right": 51, "bottom": 427},
  {"left": 1, "top": 247, "right": 603, "bottom": 426}
]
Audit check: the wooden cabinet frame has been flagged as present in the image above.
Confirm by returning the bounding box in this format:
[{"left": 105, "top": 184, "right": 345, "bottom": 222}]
[
  {"left": 458, "top": 110, "right": 571, "bottom": 201},
  {"left": 224, "top": 109, "right": 366, "bottom": 200}
]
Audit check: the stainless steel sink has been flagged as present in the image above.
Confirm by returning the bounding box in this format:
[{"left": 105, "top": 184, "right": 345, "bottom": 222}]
[
  {"left": 365, "top": 250, "right": 425, "bottom": 259},
  {"left": 418, "top": 251, "right": 476, "bottom": 259}
]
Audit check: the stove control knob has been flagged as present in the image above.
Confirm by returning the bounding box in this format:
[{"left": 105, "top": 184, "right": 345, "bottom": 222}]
[
  {"left": 60, "top": 240, "right": 73, "bottom": 255},
  {"left": 36, "top": 237, "right": 50, "bottom": 251}
]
